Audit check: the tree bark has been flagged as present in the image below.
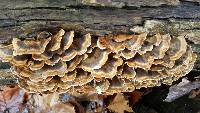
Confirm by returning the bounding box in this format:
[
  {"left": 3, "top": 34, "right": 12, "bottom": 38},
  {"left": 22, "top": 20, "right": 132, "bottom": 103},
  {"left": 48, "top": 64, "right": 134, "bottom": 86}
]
[{"left": 0, "top": 0, "right": 200, "bottom": 86}]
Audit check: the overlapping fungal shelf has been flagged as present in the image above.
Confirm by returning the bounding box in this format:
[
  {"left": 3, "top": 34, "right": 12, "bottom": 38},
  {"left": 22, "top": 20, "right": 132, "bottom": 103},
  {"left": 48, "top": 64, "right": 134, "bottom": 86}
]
[{"left": 0, "top": 29, "right": 197, "bottom": 95}]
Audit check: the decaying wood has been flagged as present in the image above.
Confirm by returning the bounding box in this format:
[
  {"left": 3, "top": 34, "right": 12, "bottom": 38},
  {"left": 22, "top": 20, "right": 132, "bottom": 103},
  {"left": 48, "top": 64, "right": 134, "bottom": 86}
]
[
  {"left": 0, "top": 0, "right": 200, "bottom": 87},
  {"left": 0, "top": 1, "right": 200, "bottom": 42},
  {"left": 0, "top": 69, "right": 17, "bottom": 86}
]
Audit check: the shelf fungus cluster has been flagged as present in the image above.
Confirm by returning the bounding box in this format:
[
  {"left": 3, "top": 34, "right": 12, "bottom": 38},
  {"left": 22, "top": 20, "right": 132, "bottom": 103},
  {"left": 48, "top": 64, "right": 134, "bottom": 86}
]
[{"left": 0, "top": 29, "right": 197, "bottom": 95}]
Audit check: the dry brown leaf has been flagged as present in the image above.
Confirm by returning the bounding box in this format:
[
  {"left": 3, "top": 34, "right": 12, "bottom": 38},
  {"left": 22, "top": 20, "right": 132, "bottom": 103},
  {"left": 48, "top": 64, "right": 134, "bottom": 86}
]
[
  {"left": 31, "top": 93, "right": 59, "bottom": 108},
  {"left": 29, "top": 93, "right": 76, "bottom": 113},
  {"left": 86, "top": 94, "right": 104, "bottom": 113},
  {"left": 0, "top": 86, "right": 27, "bottom": 113},
  {"left": 60, "top": 93, "right": 85, "bottom": 113},
  {"left": 39, "top": 103, "right": 76, "bottom": 113},
  {"left": 129, "top": 91, "right": 144, "bottom": 105},
  {"left": 189, "top": 88, "right": 200, "bottom": 98},
  {"left": 107, "top": 93, "right": 133, "bottom": 113}
]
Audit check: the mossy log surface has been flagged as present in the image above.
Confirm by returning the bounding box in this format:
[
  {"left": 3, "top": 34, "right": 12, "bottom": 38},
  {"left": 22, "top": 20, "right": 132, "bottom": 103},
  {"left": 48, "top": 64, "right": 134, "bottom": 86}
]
[{"left": 0, "top": 0, "right": 200, "bottom": 86}]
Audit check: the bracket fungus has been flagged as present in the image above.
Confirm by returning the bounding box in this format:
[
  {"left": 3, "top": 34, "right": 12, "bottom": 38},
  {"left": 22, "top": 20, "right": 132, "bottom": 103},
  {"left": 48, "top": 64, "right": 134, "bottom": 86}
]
[{"left": 0, "top": 29, "right": 197, "bottom": 95}]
